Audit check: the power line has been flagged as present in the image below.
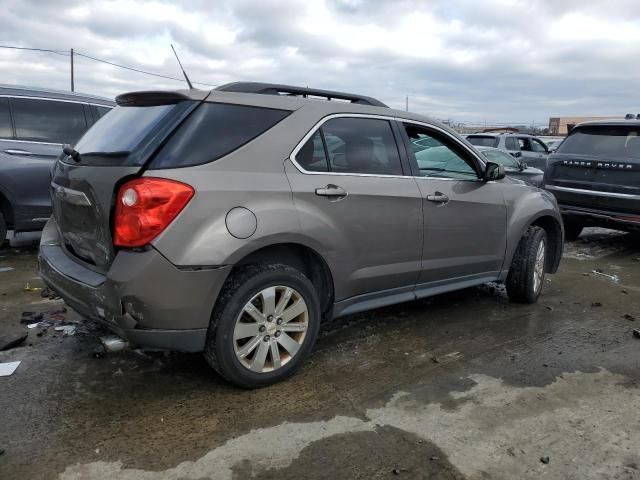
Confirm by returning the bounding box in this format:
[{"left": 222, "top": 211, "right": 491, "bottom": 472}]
[
  {"left": 0, "top": 44, "right": 68, "bottom": 56},
  {"left": 0, "top": 44, "right": 217, "bottom": 88},
  {"left": 75, "top": 51, "right": 217, "bottom": 87}
]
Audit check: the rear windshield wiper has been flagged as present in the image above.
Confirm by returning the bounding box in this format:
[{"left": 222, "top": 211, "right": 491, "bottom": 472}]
[{"left": 80, "top": 151, "right": 131, "bottom": 158}]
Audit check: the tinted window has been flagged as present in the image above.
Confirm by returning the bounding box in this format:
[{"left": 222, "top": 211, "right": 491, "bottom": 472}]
[
  {"left": 0, "top": 98, "right": 11, "bottom": 138},
  {"left": 11, "top": 98, "right": 86, "bottom": 143},
  {"left": 481, "top": 149, "right": 519, "bottom": 168},
  {"left": 296, "top": 131, "right": 329, "bottom": 172},
  {"left": 320, "top": 118, "right": 402, "bottom": 175},
  {"left": 505, "top": 137, "right": 519, "bottom": 150},
  {"left": 95, "top": 106, "right": 111, "bottom": 118},
  {"left": 151, "top": 103, "right": 290, "bottom": 169},
  {"left": 557, "top": 125, "right": 640, "bottom": 160},
  {"left": 404, "top": 125, "right": 477, "bottom": 180},
  {"left": 75, "top": 104, "right": 177, "bottom": 154},
  {"left": 467, "top": 136, "right": 498, "bottom": 148}
]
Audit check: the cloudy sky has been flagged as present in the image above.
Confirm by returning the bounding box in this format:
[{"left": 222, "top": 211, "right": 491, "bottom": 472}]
[{"left": 1, "top": 0, "right": 639, "bottom": 126}]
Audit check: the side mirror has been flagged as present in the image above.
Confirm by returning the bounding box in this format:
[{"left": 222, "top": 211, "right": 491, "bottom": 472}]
[
  {"left": 513, "top": 151, "right": 522, "bottom": 158},
  {"left": 484, "top": 161, "right": 506, "bottom": 181},
  {"left": 520, "top": 161, "right": 528, "bottom": 170}
]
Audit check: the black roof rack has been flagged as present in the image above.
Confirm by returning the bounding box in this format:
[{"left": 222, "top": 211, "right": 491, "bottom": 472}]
[{"left": 215, "top": 82, "right": 388, "bottom": 108}]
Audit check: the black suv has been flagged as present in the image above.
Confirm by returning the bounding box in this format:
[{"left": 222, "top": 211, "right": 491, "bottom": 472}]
[
  {"left": 545, "top": 120, "right": 640, "bottom": 239},
  {"left": 0, "top": 85, "right": 114, "bottom": 242}
]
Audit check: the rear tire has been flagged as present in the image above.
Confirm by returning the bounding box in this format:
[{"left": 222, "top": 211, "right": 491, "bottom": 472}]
[
  {"left": 506, "top": 226, "right": 547, "bottom": 304},
  {"left": 563, "top": 219, "right": 583, "bottom": 241},
  {"left": 0, "top": 212, "right": 6, "bottom": 247},
  {"left": 204, "top": 263, "right": 321, "bottom": 389}
]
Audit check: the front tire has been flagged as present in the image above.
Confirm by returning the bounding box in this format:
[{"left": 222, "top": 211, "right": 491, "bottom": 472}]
[
  {"left": 506, "top": 226, "right": 548, "bottom": 304},
  {"left": 204, "top": 264, "right": 321, "bottom": 389}
]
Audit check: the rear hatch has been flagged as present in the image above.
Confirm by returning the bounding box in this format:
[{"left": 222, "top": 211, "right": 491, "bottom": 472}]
[
  {"left": 545, "top": 124, "right": 640, "bottom": 214},
  {"left": 50, "top": 92, "right": 200, "bottom": 272}
]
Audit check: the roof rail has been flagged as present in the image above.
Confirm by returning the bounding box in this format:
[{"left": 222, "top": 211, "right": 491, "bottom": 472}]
[{"left": 215, "top": 82, "right": 388, "bottom": 108}]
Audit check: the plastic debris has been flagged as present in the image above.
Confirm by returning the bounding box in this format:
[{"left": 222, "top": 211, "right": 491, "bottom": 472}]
[
  {"left": 0, "top": 361, "right": 21, "bottom": 377},
  {"left": 623, "top": 314, "right": 636, "bottom": 322},
  {"left": 591, "top": 270, "right": 619, "bottom": 282},
  {"left": 540, "top": 456, "right": 550, "bottom": 464},
  {"left": 0, "top": 267, "right": 14, "bottom": 273},
  {"left": 54, "top": 325, "right": 77, "bottom": 336},
  {"left": 23, "top": 282, "right": 42, "bottom": 292},
  {"left": 633, "top": 329, "right": 640, "bottom": 339}
]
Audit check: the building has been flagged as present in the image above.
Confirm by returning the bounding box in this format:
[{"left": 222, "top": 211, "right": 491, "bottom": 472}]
[{"left": 548, "top": 116, "right": 623, "bottom": 136}]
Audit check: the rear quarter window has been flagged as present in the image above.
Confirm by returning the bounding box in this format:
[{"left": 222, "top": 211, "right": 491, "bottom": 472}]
[{"left": 149, "top": 103, "right": 291, "bottom": 169}]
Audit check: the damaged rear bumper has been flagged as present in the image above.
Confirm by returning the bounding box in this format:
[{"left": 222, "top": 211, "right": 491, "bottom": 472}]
[{"left": 38, "top": 219, "right": 231, "bottom": 352}]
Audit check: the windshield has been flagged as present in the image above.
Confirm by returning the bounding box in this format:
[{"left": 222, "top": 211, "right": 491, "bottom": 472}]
[
  {"left": 467, "top": 136, "right": 498, "bottom": 148},
  {"left": 74, "top": 104, "right": 178, "bottom": 155},
  {"left": 557, "top": 125, "right": 640, "bottom": 160}
]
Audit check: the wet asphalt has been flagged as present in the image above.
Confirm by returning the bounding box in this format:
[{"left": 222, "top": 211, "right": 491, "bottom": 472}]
[{"left": 0, "top": 228, "right": 639, "bottom": 479}]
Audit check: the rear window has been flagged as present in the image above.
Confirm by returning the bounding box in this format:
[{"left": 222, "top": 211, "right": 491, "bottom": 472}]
[
  {"left": 74, "top": 104, "right": 176, "bottom": 154},
  {"left": 557, "top": 125, "right": 640, "bottom": 160},
  {"left": 0, "top": 98, "right": 11, "bottom": 138},
  {"left": 467, "top": 136, "right": 498, "bottom": 148},
  {"left": 149, "top": 103, "right": 291, "bottom": 169},
  {"left": 11, "top": 98, "right": 87, "bottom": 144}
]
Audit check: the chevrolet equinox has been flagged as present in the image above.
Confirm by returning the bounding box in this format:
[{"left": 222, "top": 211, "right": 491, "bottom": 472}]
[{"left": 39, "top": 82, "right": 563, "bottom": 388}]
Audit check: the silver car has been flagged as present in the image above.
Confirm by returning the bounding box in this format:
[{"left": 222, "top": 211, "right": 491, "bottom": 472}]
[{"left": 39, "top": 82, "right": 563, "bottom": 388}]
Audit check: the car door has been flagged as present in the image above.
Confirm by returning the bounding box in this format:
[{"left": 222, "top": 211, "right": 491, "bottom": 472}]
[
  {"left": 285, "top": 115, "right": 423, "bottom": 304},
  {"left": 1, "top": 97, "right": 88, "bottom": 229},
  {"left": 504, "top": 136, "right": 522, "bottom": 159},
  {"left": 527, "top": 137, "right": 550, "bottom": 171},
  {"left": 399, "top": 122, "right": 507, "bottom": 290}
]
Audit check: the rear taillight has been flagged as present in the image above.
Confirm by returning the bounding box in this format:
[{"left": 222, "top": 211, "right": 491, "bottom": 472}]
[{"left": 113, "top": 178, "right": 194, "bottom": 247}]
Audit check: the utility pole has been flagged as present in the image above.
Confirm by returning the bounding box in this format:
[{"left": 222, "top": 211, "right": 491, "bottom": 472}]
[
  {"left": 70, "top": 48, "right": 74, "bottom": 92},
  {"left": 405, "top": 95, "right": 408, "bottom": 111}
]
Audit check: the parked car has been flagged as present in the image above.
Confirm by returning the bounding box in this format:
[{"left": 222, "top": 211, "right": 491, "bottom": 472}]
[
  {"left": 475, "top": 146, "right": 544, "bottom": 187},
  {"left": 39, "top": 82, "right": 563, "bottom": 388},
  {"left": 466, "top": 133, "right": 551, "bottom": 170},
  {"left": 545, "top": 119, "right": 640, "bottom": 239},
  {"left": 0, "top": 85, "right": 114, "bottom": 242},
  {"left": 540, "top": 137, "right": 564, "bottom": 152}
]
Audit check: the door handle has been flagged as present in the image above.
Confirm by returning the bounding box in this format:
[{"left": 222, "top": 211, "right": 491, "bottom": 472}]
[
  {"left": 426, "top": 192, "right": 449, "bottom": 203},
  {"left": 4, "top": 149, "right": 32, "bottom": 156},
  {"left": 315, "top": 184, "right": 347, "bottom": 199}
]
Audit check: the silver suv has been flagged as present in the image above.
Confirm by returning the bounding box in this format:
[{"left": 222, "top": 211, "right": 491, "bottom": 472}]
[
  {"left": 39, "top": 82, "right": 563, "bottom": 388},
  {"left": 467, "top": 132, "right": 551, "bottom": 171}
]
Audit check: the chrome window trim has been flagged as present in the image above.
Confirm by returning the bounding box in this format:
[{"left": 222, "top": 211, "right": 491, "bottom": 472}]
[
  {"left": 289, "top": 113, "right": 486, "bottom": 181},
  {"left": 0, "top": 94, "right": 113, "bottom": 108},
  {"left": 546, "top": 185, "right": 640, "bottom": 199},
  {"left": 0, "top": 138, "right": 62, "bottom": 146}
]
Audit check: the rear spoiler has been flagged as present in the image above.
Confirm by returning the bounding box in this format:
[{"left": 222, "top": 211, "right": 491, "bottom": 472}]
[{"left": 115, "top": 90, "right": 207, "bottom": 107}]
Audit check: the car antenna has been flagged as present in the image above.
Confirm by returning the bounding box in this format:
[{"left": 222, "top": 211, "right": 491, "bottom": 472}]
[{"left": 170, "top": 44, "right": 194, "bottom": 89}]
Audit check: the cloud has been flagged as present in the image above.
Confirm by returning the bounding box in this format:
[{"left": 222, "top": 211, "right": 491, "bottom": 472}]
[{"left": 1, "top": 0, "right": 639, "bottom": 125}]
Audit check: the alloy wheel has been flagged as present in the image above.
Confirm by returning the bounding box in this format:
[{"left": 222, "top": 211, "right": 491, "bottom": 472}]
[{"left": 233, "top": 286, "right": 309, "bottom": 373}]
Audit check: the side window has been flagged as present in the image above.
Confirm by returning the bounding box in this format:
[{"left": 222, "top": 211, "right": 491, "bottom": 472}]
[
  {"left": 518, "top": 137, "right": 532, "bottom": 151},
  {"left": 0, "top": 98, "right": 12, "bottom": 139},
  {"left": 320, "top": 117, "right": 403, "bottom": 175},
  {"left": 11, "top": 98, "right": 87, "bottom": 144},
  {"left": 530, "top": 139, "right": 547, "bottom": 153},
  {"left": 296, "top": 131, "right": 329, "bottom": 172},
  {"left": 505, "top": 137, "right": 519, "bottom": 151},
  {"left": 403, "top": 124, "right": 478, "bottom": 180}
]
